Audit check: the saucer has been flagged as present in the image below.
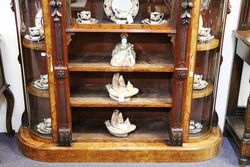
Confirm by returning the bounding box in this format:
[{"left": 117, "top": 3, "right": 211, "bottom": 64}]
[
  {"left": 36, "top": 122, "right": 52, "bottom": 135},
  {"left": 193, "top": 80, "right": 208, "bottom": 90},
  {"left": 24, "top": 34, "right": 44, "bottom": 42},
  {"left": 76, "top": 18, "right": 99, "bottom": 24},
  {"left": 32, "top": 80, "right": 48, "bottom": 90},
  {"left": 141, "top": 18, "right": 168, "bottom": 25}
]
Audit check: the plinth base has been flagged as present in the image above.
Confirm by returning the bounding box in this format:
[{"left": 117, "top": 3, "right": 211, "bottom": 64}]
[{"left": 18, "top": 127, "right": 222, "bottom": 162}]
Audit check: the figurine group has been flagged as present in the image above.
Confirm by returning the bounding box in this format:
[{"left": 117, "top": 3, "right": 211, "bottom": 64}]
[
  {"left": 105, "top": 109, "right": 136, "bottom": 137},
  {"left": 193, "top": 74, "right": 208, "bottom": 90}
]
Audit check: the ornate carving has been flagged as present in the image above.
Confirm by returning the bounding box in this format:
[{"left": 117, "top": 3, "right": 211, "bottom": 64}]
[
  {"left": 175, "top": 67, "right": 188, "bottom": 79},
  {"left": 54, "top": 64, "right": 67, "bottom": 79},
  {"left": 58, "top": 127, "right": 72, "bottom": 146},
  {"left": 168, "top": 128, "right": 183, "bottom": 146},
  {"left": 242, "top": 132, "right": 250, "bottom": 142},
  {"left": 50, "top": 0, "right": 62, "bottom": 22},
  {"left": 181, "top": 0, "right": 193, "bottom": 25}
]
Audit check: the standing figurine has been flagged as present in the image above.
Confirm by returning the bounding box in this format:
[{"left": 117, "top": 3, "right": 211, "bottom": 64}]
[{"left": 111, "top": 34, "right": 136, "bottom": 67}]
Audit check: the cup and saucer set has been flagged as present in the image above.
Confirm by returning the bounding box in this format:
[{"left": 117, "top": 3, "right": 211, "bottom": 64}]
[
  {"left": 24, "top": 26, "right": 44, "bottom": 42},
  {"left": 36, "top": 118, "right": 52, "bottom": 135},
  {"left": 193, "top": 74, "right": 208, "bottom": 90},
  {"left": 32, "top": 74, "right": 48, "bottom": 90},
  {"left": 141, "top": 12, "right": 168, "bottom": 25},
  {"left": 76, "top": 10, "right": 99, "bottom": 24}
]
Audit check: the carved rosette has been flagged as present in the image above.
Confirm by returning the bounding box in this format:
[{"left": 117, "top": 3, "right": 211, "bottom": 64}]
[
  {"left": 181, "top": 0, "right": 193, "bottom": 25},
  {"left": 50, "top": 0, "right": 62, "bottom": 22}
]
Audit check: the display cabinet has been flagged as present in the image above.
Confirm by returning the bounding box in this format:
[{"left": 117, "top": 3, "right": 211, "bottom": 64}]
[{"left": 17, "top": 0, "right": 229, "bottom": 162}]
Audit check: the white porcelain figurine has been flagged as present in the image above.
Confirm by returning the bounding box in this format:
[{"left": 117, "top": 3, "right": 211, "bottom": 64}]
[
  {"left": 106, "top": 73, "right": 139, "bottom": 102},
  {"left": 105, "top": 109, "right": 136, "bottom": 137},
  {"left": 111, "top": 34, "right": 136, "bottom": 67}
]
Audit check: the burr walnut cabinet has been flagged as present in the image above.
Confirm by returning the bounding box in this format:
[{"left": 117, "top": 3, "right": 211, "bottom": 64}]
[{"left": 16, "top": 0, "right": 229, "bottom": 162}]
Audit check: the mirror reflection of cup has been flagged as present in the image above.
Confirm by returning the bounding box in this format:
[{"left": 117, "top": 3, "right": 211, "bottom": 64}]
[
  {"left": 29, "top": 27, "right": 42, "bottom": 36},
  {"left": 77, "top": 11, "right": 91, "bottom": 20},
  {"left": 150, "top": 12, "right": 164, "bottom": 22}
]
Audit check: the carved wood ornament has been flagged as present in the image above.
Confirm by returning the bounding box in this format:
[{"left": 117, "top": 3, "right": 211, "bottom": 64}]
[
  {"left": 50, "top": 0, "right": 62, "bottom": 22},
  {"left": 181, "top": 0, "right": 194, "bottom": 25}
]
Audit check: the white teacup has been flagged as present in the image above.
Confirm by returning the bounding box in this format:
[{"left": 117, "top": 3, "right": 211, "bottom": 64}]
[
  {"left": 29, "top": 27, "right": 42, "bottom": 36},
  {"left": 77, "top": 11, "right": 91, "bottom": 21},
  {"left": 44, "top": 118, "right": 51, "bottom": 128},
  {"left": 199, "top": 27, "right": 211, "bottom": 37},
  {"left": 150, "top": 12, "right": 164, "bottom": 23},
  {"left": 40, "top": 74, "right": 48, "bottom": 84}
]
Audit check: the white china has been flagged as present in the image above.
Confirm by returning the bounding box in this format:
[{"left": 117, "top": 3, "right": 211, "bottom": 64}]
[
  {"left": 32, "top": 74, "right": 49, "bottom": 90},
  {"left": 105, "top": 109, "right": 136, "bottom": 137},
  {"left": 35, "top": 9, "right": 43, "bottom": 28},
  {"left": 189, "top": 120, "right": 203, "bottom": 134},
  {"left": 150, "top": 12, "right": 164, "bottom": 23},
  {"left": 111, "top": 34, "right": 136, "bottom": 67},
  {"left": 193, "top": 74, "right": 208, "bottom": 90},
  {"left": 104, "top": 0, "right": 139, "bottom": 24},
  {"left": 29, "top": 26, "right": 43, "bottom": 36},
  {"left": 77, "top": 10, "right": 91, "bottom": 21},
  {"left": 106, "top": 73, "right": 139, "bottom": 102},
  {"left": 36, "top": 118, "right": 52, "bottom": 135},
  {"left": 76, "top": 18, "right": 99, "bottom": 24},
  {"left": 141, "top": 18, "right": 168, "bottom": 25}
]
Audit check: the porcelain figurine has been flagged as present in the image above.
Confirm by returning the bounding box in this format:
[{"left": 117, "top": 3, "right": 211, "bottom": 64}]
[
  {"left": 106, "top": 73, "right": 139, "bottom": 102},
  {"left": 198, "top": 15, "right": 214, "bottom": 43},
  {"left": 104, "top": 109, "right": 136, "bottom": 137},
  {"left": 111, "top": 34, "right": 136, "bottom": 67},
  {"left": 189, "top": 120, "right": 203, "bottom": 134},
  {"left": 193, "top": 74, "right": 208, "bottom": 90}
]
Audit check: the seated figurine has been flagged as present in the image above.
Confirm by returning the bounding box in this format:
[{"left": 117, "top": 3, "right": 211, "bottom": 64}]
[{"left": 111, "top": 34, "right": 136, "bottom": 67}]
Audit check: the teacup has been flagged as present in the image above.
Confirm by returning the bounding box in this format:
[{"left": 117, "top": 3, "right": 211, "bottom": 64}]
[
  {"left": 199, "top": 27, "right": 211, "bottom": 37},
  {"left": 40, "top": 74, "right": 48, "bottom": 84},
  {"left": 29, "top": 27, "right": 42, "bottom": 36},
  {"left": 77, "top": 11, "right": 91, "bottom": 21},
  {"left": 44, "top": 118, "right": 51, "bottom": 128},
  {"left": 150, "top": 12, "right": 164, "bottom": 23}
]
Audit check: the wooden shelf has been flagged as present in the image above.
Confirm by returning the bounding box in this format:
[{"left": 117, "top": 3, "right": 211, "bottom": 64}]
[
  {"left": 197, "top": 38, "right": 220, "bottom": 51},
  {"left": 27, "top": 83, "right": 49, "bottom": 98},
  {"left": 68, "top": 54, "right": 174, "bottom": 72},
  {"left": 72, "top": 117, "right": 169, "bottom": 142},
  {"left": 192, "top": 83, "right": 213, "bottom": 99},
  {"left": 22, "top": 38, "right": 45, "bottom": 51},
  {"left": 66, "top": 23, "right": 176, "bottom": 33},
  {"left": 70, "top": 86, "right": 172, "bottom": 108}
]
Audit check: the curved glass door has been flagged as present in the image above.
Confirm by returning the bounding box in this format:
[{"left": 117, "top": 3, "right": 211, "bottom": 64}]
[
  {"left": 19, "top": 0, "right": 52, "bottom": 139},
  {"left": 190, "top": 0, "right": 228, "bottom": 137}
]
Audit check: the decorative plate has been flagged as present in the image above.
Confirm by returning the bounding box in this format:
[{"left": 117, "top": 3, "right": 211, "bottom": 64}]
[{"left": 104, "top": 0, "right": 139, "bottom": 24}]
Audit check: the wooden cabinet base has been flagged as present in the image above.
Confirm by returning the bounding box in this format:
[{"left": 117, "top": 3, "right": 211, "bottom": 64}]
[{"left": 18, "top": 127, "right": 222, "bottom": 162}]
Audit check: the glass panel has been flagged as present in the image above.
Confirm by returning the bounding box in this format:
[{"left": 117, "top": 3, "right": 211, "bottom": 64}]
[
  {"left": 67, "top": 0, "right": 175, "bottom": 25},
  {"left": 19, "top": 0, "right": 52, "bottom": 138},
  {"left": 190, "top": 0, "right": 227, "bottom": 137}
]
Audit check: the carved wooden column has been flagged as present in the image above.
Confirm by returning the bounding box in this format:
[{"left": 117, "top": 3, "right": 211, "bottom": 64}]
[
  {"left": 43, "top": 0, "right": 72, "bottom": 146},
  {"left": 168, "top": 0, "right": 194, "bottom": 146}
]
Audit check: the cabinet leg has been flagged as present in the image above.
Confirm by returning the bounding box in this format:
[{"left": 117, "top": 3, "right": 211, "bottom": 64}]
[
  {"left": 3, "top": 86, "right": 15, "bottom": 136},
  {"left": 240, "top": 157, "right": 248, "bottom": 166}
]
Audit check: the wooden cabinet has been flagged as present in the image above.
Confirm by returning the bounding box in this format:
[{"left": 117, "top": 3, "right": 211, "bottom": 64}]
[{"left": 16, "top": 0, "right": 229, "bottom": 162}]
